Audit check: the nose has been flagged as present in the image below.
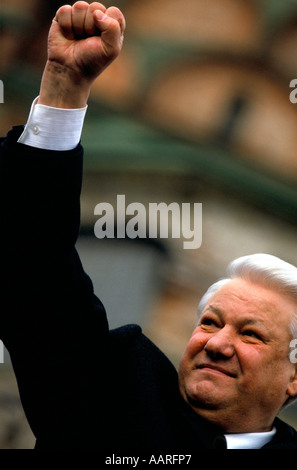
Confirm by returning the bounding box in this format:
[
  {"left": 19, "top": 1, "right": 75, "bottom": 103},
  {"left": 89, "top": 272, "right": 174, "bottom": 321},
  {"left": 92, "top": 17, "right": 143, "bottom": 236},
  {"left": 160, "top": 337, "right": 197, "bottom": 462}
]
[{"left": 204, "top": 326, "right": 235, "bottom": 360}]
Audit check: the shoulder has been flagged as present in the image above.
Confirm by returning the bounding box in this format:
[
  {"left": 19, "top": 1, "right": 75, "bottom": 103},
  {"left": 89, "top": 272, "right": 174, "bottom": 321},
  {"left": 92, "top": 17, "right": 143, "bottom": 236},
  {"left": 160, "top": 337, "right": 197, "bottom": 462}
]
[
  {"left": 109, "top": 323, "right": 143, "bottom": 342},
  {"left": 262, "top": 417, "right": 297, "bottom": 449},
  {"left": 109, "top": 323, "right": 167, "bottom": 357},
  {"left": 109, "top": 324, "right": 166, "bottom": 361},
  {"left": 108, "top": 324, "right": 177, "bottom": 378}
]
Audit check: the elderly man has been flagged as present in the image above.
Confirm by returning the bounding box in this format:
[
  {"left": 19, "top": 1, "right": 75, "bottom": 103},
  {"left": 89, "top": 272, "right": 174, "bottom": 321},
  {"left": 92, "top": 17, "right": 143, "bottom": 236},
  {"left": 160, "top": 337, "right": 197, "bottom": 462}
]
[{"left": 0, "top": 2, "right": 296, "bottom": 450}]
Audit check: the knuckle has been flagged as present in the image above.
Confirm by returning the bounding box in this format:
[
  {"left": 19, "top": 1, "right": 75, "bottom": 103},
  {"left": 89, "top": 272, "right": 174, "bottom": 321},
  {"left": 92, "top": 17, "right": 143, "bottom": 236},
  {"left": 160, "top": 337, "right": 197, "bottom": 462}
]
[
  {"left": 73, "top": 1, "right": 89, "bottom": 10},
  {"left": 90, "top": 2, "right": 106, "bottom": 10},
  {"left": 56, "top": 4, "right": 71, "bottom": 16}
]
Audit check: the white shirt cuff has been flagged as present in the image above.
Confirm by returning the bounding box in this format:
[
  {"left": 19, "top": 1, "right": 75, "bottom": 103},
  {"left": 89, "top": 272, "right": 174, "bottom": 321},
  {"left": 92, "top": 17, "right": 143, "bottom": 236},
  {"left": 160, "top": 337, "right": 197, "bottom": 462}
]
[{"left": 18, "top": 97, "right": 87, "bottom": 151}]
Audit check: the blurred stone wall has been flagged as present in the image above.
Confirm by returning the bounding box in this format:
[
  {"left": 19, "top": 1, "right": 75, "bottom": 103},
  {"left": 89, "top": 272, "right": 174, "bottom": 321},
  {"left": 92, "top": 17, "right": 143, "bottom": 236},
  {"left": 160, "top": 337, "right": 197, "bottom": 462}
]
[{"left": 1, "top": 0, "right": 297, "bottom": 448}]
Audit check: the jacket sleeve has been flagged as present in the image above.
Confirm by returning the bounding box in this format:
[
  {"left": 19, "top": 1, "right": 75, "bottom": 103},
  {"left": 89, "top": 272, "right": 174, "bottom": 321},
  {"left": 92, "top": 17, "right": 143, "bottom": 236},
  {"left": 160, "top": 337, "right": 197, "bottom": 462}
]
[{"left": 0, "top": 126, "right": 108, "bottom": 443}]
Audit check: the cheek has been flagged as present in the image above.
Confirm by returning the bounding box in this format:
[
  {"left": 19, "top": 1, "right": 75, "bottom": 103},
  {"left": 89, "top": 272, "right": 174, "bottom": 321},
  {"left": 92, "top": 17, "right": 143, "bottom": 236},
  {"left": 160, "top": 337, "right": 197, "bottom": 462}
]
[
  {"left": 180, "top": 333, "right": 207, "bottom": 370},
  {"left": 236, "top": 345, "right": 276, "bottom": 386}
]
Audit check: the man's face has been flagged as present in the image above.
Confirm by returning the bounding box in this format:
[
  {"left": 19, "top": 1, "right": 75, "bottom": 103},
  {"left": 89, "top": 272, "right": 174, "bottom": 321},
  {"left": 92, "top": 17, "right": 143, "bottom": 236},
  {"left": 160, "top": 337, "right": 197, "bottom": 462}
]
[{"left": 178, "top": 278, "right": 297, "bottom": 433}]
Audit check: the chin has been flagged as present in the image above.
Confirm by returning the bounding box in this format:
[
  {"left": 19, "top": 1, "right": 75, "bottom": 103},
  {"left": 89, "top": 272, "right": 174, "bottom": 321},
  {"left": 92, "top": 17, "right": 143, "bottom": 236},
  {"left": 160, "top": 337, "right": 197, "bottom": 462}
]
[{"left": 184, "top": 380, "right": 230, "bottom": 411}]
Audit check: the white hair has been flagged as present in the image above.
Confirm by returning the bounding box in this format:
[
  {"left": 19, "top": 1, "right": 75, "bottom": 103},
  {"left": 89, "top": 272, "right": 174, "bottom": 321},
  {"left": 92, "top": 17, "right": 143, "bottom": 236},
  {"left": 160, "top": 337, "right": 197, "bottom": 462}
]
[
  {"left": 197, "top": 253, "right": 297, "bottom": 409},
  {"left": 198, "top": 253, "right": 297, "bottom": 337}
]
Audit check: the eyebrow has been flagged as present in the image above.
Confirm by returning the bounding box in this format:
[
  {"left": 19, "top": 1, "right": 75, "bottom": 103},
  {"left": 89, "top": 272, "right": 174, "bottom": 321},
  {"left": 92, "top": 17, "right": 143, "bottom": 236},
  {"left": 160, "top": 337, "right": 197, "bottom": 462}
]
[
  {"left": 208, "top": 305, "right": 222, "bottom": 316},
  {"left": 207, "top": 305, "right": 267, "bottom": 326}
]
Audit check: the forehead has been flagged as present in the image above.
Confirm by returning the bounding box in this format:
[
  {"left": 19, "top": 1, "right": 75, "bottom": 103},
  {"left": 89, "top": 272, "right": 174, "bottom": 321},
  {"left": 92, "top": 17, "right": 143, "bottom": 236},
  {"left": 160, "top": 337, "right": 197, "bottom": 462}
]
[{"left": 204, "top": 278, "right": 295, "bottom": 329}]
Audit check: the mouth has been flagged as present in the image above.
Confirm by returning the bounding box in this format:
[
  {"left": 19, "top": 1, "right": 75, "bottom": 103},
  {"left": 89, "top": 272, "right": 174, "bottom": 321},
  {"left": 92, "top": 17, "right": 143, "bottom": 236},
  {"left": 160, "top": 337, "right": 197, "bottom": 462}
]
[{"left": 196, "top": 364, "right": 236, "bottom": 378}]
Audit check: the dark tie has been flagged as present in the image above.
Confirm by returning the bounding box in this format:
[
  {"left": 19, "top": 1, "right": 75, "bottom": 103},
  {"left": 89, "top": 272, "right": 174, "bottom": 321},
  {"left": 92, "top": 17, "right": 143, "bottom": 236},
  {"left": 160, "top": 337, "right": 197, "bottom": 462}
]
[{"left": 213, "top": 435, "right": 227, "bottom": 449}]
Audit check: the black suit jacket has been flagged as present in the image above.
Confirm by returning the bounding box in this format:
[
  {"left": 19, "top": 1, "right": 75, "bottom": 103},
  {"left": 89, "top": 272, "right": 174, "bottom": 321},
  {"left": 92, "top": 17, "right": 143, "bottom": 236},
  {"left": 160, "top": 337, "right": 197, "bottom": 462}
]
[{"left": 0, "top": 126, "right": 296, "bottom": 450}]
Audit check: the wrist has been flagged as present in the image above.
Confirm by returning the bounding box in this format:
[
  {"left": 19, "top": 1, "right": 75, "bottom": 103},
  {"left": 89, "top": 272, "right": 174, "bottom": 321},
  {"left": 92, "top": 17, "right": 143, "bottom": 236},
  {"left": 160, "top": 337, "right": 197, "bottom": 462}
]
[{"left": 38, "top": 60, "right": 92, "bottom": 109}]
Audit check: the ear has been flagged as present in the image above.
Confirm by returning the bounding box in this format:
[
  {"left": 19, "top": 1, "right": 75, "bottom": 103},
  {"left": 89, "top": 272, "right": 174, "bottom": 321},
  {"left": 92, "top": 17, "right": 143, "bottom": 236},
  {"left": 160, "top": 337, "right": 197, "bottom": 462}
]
[{"left": 287, "top": 365, "right": 297, "bottom": 398}]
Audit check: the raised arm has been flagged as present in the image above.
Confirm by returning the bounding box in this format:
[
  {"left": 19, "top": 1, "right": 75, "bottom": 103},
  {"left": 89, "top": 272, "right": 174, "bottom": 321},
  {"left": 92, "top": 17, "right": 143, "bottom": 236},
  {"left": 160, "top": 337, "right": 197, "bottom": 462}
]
[
  {"left": 0, "top": 2, "right": 125, "bottom": 448},
  {"left": 39, "top": 1, "right": 125, "bottom": 109}
]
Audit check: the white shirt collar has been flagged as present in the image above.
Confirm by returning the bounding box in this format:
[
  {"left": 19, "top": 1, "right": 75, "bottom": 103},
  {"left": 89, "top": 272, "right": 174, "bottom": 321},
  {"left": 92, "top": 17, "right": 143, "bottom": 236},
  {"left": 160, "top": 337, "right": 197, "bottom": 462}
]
[{"left": 225, "top": 427, "right": 276, "bottom": 449}]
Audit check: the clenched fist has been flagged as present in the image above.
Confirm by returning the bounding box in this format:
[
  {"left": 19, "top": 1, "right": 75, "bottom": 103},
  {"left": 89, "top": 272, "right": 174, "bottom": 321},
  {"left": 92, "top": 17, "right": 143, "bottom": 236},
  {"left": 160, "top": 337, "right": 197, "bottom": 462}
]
[{"left": 38, "top": 2, "right": 126, "bottom": 108}]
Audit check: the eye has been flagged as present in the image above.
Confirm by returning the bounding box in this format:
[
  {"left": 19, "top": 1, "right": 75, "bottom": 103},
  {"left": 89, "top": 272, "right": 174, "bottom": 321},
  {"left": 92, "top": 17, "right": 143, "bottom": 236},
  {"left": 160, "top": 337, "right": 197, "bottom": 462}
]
[
  {"left": 242, "top": 330, "right": 262, "bottom": 341},
  {"left": 199, "top": 317, "right": 219, "bottom": 328},
  {"left": 202, "top": 318, "right": 216, "bottom": 325}
]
